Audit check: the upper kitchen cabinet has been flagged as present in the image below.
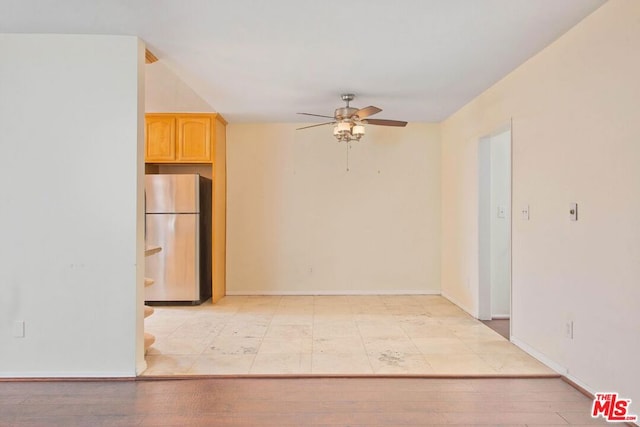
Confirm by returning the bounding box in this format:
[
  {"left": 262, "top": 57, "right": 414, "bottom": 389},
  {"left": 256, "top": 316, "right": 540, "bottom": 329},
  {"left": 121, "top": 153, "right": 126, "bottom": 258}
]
[
  {"left": 145, "top": 113, "right": 227, "bottom": 164},
  {"left": 177, "top": 116, "right": 211, "bottom": 162},
  {"left": 145, "top": 115, "right": 176, "bottom": 162}
]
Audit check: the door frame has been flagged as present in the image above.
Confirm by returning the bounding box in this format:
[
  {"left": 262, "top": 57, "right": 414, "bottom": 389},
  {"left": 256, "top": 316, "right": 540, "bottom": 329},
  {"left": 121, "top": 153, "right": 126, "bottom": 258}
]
[{"left": 477, "top": 121, "right": 513, "bottom": 329}]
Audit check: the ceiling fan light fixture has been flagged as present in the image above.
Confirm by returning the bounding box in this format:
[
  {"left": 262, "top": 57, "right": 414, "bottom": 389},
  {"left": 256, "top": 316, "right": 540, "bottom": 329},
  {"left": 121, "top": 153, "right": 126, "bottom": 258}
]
[
  {"left": 337, "top": 122, "right": 351, "bottom": 132},
  {"left": 352, "top": 125, "right": 365, "bottom": 136}
]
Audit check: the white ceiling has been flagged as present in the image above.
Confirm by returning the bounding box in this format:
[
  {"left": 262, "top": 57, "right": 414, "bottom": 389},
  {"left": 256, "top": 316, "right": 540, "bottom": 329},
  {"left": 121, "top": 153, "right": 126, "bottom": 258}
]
[{"left": 2, "top": 0, "right": 605, "bottom": 123}]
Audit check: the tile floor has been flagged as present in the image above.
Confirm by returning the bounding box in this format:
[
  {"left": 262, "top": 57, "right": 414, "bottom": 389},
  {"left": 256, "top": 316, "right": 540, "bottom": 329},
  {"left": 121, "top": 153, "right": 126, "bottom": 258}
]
[{"left": 143, "top": 295, "right": 555, "bottom": 376}]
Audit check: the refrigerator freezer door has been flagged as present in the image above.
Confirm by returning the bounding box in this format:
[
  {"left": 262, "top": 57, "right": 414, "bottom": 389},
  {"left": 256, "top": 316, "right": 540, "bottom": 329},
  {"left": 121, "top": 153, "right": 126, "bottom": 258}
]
[
  {"left": 145, "top": 174, "right": 200, "bottom": 214},
  {"left": 145, "top": 213, "right": 200, "bottom": 302}
]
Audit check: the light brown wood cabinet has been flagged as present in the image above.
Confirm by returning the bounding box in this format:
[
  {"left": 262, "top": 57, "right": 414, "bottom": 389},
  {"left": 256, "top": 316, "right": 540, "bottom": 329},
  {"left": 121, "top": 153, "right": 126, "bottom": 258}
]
[
  {"left": 145, "top": 116, "right": 176, "bottom": 162},
  {"left": 145, "top": 112, "right": 227, "bottom": 303},
  {"left": 145, "top": 113, "right": 225, "bottom": 163},
  {"left": 177, "top": 116, "right": 212, "bottom": 162}
]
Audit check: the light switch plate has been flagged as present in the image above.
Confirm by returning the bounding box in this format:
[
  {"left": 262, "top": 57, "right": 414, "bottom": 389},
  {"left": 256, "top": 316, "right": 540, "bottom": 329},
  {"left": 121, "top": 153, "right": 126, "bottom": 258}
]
[
  {"left": 497, "top": 205, "right": 506, "bottom": 218},
  {"left": 570, "top": 203, "right": 578, "bottom": 221},
  {"left": 13, "top": 321, "right": 25, "bottom": 338}
]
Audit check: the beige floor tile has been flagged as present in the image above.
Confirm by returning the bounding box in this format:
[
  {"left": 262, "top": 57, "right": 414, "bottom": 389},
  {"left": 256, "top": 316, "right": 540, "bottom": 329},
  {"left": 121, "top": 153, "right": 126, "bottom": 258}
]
[
  {"left": 145, "top": 295, "right": 556, "bottom": 377},
  {"left": 188, "top": 354, "right": 256, "bottom": 375},
  {"left": 312, "top": 321, "right": 360, "bottom": 339},
  {"left": 168, "top": 320, "right": 226, "bottom": 339},
  {"left": 279, "top": 295, "right": 315, "bottom": 305},
  {"left": 353, "top": 313, "right": 396, "bottom": 322},
  {"left": 217, "top": 321, "right": 269, "bottom": 338},
  {"left": 461, "top": 339, "right": 524, "bottom": 354},
  {"left": 313, "top": 312, "right": 355, "bottom": 323},
  {"left": 273, "top": 312, "right": 315, "bottom": 322},
  {"left": 368, "top": 352, "right": 435, "bottom": 374},
  {"left": 410, "top": 337, "right": 476, "bottom": 355},
  {"left": 229, "top": 313, "right": 275, "bottom": 324},
  {"left": 438, "top": 316, "right": 480, "bottom": 327},
  {"left": 146, "top": 335, "right": 211, "bottom": 356},
  {"left": 312, "top": 353, "right": 373, "bottom": 374},
  {"left": 250, "top": 353, "right": 312, "bottom": 374},
  {"left": 399, "top": 320, "right": 458, "bottom": 338},
  {"left": 143, "top": 321, "right": 182, "bottom": 338},
  {"left": 313, "top": 305, "right": 353, "bottom": 316},
  {"left": 477, "top": 352, "right": 556, "bottom": 375},
  {"left": 315, "top": 295, "right": 354, "bottom": 306},
  {"left": 357, "top": 320, "right": 408, "bottom": 338},
  {"left": 427, "top": 305, "right": 469, "bottom": 316},
  {"left": 264, "top": 324, "right": 312, "bottom": 339},
  {"left": 143, "top": 355, "right": 197, "bottom": 375},
  {"left": 425, "top": 353, "right": 499, "bottom": 375},
  {"left": 312, "top": 337, "right": 367, "bottom": 355},
  {"left": 446, "top": 320, "right": 498, "bottom": 333},
  {"left": 348, "top": 295, "right": 383, "bottom": 304},
  {"left": 204, "top": 336, "right": 261, "bottom": 356},
  {"left": 386, "top": 306, "right": 432, "bottom": 316},
  {"left": 363, "top": 337, "right": 421, "bottom": 355},
  {"left": 258, "top": 337, "right": 313, "bottom": 354}
]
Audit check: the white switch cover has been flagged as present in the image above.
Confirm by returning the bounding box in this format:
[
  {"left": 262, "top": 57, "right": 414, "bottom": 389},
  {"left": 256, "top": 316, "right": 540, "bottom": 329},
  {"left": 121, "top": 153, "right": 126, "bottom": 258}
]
[
  {"left": 521, "top": 205, "right": 530, "bottom": 220},
  {"left": 565, "top": 321, "right": 574, "bottom": 339},
  {"left": 569, "top": 202, "right": 578, "bottom": 221},
  {"left": 497, "top": 205, "right": 506, "bottom": 218},
  {"left": 12, "top": 321, "right": 25, "bottom": 338}
]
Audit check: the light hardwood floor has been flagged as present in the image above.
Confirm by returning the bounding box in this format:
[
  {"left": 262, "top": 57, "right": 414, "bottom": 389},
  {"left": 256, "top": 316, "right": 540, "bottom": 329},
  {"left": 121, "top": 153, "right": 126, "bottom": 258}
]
[
  {"left": 0, "top": 377, "right": 610, "bottom": 426},
  {"left": 143, "top": 296, "right": 553, "bottom": 376}
]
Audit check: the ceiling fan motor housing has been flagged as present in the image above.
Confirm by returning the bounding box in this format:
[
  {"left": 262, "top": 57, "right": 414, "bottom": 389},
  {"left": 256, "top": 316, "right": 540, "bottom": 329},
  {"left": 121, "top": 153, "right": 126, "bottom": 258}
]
[{"left": 335, "top": 107, "right": 359, "bottom": 121}]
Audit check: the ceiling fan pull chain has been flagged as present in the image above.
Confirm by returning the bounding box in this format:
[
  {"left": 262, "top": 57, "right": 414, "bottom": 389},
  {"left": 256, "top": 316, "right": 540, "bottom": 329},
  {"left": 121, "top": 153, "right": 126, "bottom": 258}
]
[{"left": 346, "top": 142, "right": 350, "bottom": 172}]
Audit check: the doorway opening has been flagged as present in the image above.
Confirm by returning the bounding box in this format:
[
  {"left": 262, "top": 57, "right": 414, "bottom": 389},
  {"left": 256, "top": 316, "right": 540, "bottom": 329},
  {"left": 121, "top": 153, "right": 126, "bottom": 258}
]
[{"left": 478, "top": 124, "right": 512, "bottom": 336}]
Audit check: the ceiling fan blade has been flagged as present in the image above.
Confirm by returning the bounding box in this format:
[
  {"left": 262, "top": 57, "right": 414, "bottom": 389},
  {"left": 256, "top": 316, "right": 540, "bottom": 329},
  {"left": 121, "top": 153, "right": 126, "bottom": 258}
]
[
  {"left": 363, "top": 118, "right": 408, "bottom": 127},
  {"left": 296, "top": 121, "right": 336, "bottom": 130},
  {"left": 297, "top": 112, "right": 335, "bottom": 119},
  {"left": 355, "top": 106, "right": 382, "bottom": 119}
]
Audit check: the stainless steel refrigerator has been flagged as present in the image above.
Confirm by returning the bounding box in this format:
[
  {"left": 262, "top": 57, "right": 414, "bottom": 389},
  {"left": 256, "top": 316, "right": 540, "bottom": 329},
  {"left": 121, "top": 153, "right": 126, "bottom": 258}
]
[{"left": 145, "top": 174, "right": 212, "bottom": 305}]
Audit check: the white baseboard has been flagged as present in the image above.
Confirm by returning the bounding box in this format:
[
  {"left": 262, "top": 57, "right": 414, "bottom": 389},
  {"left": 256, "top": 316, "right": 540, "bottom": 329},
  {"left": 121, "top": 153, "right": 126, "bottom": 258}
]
[
  {"left": 510, "top": 336, "right": 567, "bottom": 375},
  {"left": 491, "top": 314, "right": 510, "bottom": 320},
  {"left": 441, "top": 291, "right": 478, "bottom": 318},
  {"left": 0, "top": 371, "right": 136, "bottom": 378},
  {"left": 225, "top": 289, "right": 441, "bottom": 296}
]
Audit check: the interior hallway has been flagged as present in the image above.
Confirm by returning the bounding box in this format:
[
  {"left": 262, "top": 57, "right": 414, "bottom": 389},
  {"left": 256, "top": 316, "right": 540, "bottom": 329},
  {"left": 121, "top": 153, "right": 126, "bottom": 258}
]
[{"left": 143, "top": 295, "right": 553, "bottom": 376}]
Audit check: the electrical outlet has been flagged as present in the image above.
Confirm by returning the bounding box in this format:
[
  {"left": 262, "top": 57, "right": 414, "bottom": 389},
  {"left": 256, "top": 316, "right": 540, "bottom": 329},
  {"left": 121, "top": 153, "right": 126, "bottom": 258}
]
[
  {"left": 565, "top": 321, "right": 574, "bottom": 339},
  {"left": 521, "top": 204, "right": 530, "bottom": 220}
]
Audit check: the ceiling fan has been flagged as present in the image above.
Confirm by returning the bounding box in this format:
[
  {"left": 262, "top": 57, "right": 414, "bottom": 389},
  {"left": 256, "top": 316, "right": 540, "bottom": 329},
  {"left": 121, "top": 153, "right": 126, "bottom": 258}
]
[{"left": 297, "top": 94, "right": 408, "bottom": 142}]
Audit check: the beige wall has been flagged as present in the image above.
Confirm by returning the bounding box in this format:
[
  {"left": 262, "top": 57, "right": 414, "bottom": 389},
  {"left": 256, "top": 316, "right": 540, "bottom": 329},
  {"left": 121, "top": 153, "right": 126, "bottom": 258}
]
[
  {"left": 227, "top": 123, "right": 441, "bottom": 294},
  {"left": 441, "top": 0, "right": 639, "bottom": 403},
  {"left": 145, "top": 61, "right": 213, "bottom": 112}
]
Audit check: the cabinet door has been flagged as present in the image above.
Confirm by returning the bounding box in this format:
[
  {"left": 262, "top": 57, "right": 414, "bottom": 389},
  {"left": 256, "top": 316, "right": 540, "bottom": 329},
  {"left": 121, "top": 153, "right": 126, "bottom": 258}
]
[
  {"left": 177, "top": 116, "right": 212, "bottom": 162},
  {"left": 146, "top": 116, "right": 176, "bottom": 162}
]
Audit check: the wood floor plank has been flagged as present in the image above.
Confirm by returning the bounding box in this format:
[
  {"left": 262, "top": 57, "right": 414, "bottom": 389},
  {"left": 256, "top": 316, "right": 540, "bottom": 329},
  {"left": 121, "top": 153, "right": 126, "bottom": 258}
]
[{"left": 0, "top": 377, "right": 611, "bottom": 426}]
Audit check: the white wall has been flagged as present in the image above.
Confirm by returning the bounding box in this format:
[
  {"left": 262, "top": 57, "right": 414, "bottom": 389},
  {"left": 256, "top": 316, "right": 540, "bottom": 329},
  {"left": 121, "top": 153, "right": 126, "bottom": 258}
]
[
  {"left": 441, "top": 0, "right": 639, "bottom": 405},
  {"left": 227, "top": 123, "right": 441, "bottom": 294},
  {"left": 145, "top": 61, "right": 213, "bottom": 112},
  {"left": 489, "top": 130, "right": 511, "bottom": 317},
  {"left": 0, "top": 34, "right": 145, "bottom": 376}
]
